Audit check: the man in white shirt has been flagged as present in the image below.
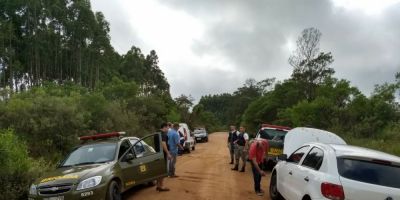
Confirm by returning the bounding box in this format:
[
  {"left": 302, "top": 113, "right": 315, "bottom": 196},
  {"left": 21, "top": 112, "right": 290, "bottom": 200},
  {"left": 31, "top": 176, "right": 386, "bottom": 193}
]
[{"left": 232, "top": 126, "right": 249, "bottom": 172}]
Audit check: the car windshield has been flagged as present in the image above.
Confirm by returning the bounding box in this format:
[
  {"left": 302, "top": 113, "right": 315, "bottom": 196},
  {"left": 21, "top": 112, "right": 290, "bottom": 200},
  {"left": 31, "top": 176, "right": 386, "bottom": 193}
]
[
  {"left": 259, "top": 129, "right": 287, "bottom": 141},
  {"left": 194, "top": 129, "right": 205, "bottom": 133},
  {"left": 337, "top": 157, "right": 400, "bottom": 189},
  {"left": 60, "top": 143, "right": 117, "bottom": 167}
]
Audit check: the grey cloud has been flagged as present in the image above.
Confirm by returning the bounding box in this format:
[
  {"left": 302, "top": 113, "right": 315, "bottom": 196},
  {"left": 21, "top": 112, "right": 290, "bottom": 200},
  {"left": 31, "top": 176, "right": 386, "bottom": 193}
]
[
  {"left": 91, "top": 0, "right": 400, "bottom": 99},
  {"left": 159, "top": 0, "right": 400, "bottom": 96},
  {"left": 91, "top": 0, "right": 145, "bottom": 53}
]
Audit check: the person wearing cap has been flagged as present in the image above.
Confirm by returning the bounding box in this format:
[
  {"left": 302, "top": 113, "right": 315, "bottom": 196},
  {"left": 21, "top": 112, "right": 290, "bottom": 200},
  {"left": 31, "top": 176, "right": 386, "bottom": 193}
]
[{"left": 248, "top": 138, "right": 269, "bottom": 196}]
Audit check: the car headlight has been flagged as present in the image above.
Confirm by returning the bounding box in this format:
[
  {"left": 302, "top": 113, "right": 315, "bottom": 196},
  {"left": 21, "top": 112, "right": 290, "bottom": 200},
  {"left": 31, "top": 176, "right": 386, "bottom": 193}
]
[
  {"left": 29, "top": 184, "right": 37, "bottom": 195},
  {"left": 76, "top": 176, "right": 102, "bottom": 191}
]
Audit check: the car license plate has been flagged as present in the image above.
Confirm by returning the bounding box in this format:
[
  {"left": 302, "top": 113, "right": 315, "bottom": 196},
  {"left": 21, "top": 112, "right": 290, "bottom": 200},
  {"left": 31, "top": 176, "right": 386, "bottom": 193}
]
[
  {"left": 269, "top": 148, "right": 283, "bottom": 155},
  {"left": 44, "top": 197, "right": 64, "bottom": 200},
  {"left": 196, "top": 138, "right": 202, "bottom": 140}
]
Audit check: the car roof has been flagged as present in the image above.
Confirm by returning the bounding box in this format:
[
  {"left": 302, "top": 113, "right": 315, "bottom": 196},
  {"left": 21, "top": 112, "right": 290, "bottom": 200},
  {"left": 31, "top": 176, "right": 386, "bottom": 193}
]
[{"left": 329, "top": 144, "right": 400, "bottom": 163}]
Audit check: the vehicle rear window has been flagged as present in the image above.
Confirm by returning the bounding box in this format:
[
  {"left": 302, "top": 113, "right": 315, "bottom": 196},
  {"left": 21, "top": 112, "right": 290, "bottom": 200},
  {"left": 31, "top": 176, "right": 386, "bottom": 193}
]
[
  {"left": 258, "top": 129, "right": 287, "bottom": 140},
  {"left": 337, "top": 158, "right": 400, "bottom": 189}
]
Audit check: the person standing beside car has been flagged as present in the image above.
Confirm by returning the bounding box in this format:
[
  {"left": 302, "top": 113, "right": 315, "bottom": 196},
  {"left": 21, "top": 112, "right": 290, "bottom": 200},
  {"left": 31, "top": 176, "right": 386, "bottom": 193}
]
[
  {"left": 228, "top": 125, "right": 238, "bottom": 164},
  {"left": 167, "top": 123, "right": 184, "bottom": 177},
  {"left": 232, "top": 126, "right": 249, "bottom": 172},
  {"left": 248, "top": 138, "right": 269, "bottom": 196},
  {"left": 156, "top": 123, "right": 172, "bottom": 192}
]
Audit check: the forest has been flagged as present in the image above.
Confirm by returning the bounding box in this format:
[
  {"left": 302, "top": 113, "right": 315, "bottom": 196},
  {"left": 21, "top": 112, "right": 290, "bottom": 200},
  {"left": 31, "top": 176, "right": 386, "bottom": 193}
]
[
  {"left": 0, "top": 0, "right": 184, "bottom": 199},
  {"left": 0, "top": 1, "right": 399, "bottom": 200}
]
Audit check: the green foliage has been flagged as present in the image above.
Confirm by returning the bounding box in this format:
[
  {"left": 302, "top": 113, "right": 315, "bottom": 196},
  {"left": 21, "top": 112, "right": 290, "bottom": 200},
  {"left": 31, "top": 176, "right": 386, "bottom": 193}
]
[
  {"left": 196, "top": 78, "right": 270, "bottom": 128},
  {"left": 166, "top": 106, "right": 182, "bottom": 122},
  {"left": 191, "top": 104, "right": 222, "bottom": 132},
  {"left": 0, "top": 129, "right": 50, "bottom": 200}
]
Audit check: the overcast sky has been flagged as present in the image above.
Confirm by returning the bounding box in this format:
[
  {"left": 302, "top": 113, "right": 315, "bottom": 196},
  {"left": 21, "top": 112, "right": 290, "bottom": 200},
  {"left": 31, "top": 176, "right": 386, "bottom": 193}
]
[{"left": 91, "top": 0, "right": 400, "bottom": 101}]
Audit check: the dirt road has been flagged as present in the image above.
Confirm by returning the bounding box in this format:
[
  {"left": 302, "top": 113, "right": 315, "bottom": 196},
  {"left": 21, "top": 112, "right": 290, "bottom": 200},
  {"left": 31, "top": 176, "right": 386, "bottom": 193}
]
[{"left": 123, "top": 132, "right": 271, "bottom": 200}]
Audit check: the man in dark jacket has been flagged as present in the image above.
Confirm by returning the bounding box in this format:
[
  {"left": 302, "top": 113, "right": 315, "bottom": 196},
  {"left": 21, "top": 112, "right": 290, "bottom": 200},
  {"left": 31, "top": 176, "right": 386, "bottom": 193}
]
[{"left": 227, "top": 125, "right": 238, "bottom": 164}]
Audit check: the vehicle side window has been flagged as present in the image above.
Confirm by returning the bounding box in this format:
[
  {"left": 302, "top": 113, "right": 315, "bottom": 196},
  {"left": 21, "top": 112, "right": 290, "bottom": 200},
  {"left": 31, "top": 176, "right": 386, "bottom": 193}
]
[
  {"left": 129, "top": 139, "right": 146, "bottom": 156},
  {"left": 259, "top": 129, "right": 272, "bottom": 140},
  {"left": 301, "top": 147, "right": 324, "bottom": 170},
  {"left": 288, "top": 146, "right": 310, "bottom": 164},
  {"left": 134, "top": 142, "right": 146, "bottom": 157},
  {"left": 118, "top": 140, "right": 131, "bottom": 159}
]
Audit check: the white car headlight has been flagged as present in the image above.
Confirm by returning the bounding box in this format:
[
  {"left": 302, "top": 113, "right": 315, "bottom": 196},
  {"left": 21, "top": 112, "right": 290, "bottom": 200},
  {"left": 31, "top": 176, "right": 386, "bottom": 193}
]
[
  {"left": 76, "top": 176, "right": 102, "bottom": 191},
  {"left": 29, "top": 184, "right": 37, "bottom": 195}
]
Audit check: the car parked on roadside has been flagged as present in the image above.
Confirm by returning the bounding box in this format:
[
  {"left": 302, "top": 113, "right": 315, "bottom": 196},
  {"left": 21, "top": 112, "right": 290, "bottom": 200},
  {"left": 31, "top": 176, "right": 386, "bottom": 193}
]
[
  {"left": 178, "top": 123, "right": 195, "bottom": 152},
  {"left": 193, "top": 128, "right": 208, "bottom": 142},
  {"left": 28, "top": 132, "right": 167, "bottom": 200},
  {"left": 254, "top": 124, "right": 291, "bottom": 169},
  {"left": 269, "top": 127, "right": 400, "bottom": 200}
]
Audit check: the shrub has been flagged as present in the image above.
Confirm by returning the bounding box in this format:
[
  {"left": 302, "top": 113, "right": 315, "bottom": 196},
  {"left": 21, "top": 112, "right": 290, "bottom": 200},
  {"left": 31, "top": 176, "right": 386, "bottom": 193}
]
[{"left": 0, "top": 129, "right": 49, "bottom": 200}]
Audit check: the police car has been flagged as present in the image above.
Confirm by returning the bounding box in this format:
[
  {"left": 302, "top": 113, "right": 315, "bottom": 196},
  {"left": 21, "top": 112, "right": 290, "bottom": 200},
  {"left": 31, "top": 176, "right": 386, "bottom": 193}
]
[
  {"left": 28, "top": 132, "right": 167, "bottom": 200},
  {"left": 255, "top": 124, "right": 291, "bottom": 169}
]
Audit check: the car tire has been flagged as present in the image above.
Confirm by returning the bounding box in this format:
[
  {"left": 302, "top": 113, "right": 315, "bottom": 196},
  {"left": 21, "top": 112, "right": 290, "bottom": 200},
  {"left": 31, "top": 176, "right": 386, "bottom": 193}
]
[
  {"left": 205, "top": 137, "right": 208, "bottom": 142},
  {"left": 192, "top": 145, "right": 195, "bottom": 151},
  {"left": 106, "top": 180, "right": 121, "bottom": 200},
  {"left": 266, "top": 160, "right": 275, "bottom": 171},
  {"left": 269, "top": 172, "right": 283, "bottom": 200},
  {"left": 147, "top": 180, "right": 156, "bottom": 186}
]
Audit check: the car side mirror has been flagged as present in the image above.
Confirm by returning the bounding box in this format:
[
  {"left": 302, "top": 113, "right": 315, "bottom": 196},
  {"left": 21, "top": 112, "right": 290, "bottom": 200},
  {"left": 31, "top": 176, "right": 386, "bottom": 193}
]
[
  {"left": 278, "top": 154, "right": 287, "bottom": 161},
  {"left": 125, "top": 153, "right": 135, "bottom": 162}
]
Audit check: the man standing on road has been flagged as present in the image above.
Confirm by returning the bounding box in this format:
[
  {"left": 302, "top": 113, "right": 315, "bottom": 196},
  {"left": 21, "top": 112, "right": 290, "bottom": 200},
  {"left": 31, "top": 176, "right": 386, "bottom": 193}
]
[
  {"left": 248, "top": 138, "right": 269, "bottom": 196},
  {"left": 227, "top": 125, "right": 238, "bottom": 164},
  {"left": 232, "top": 126, "right": 249, "bottom": 172},
  {"left": 156, "top": 123, "right": 172, "bottom": 192},
  {"left": 167, "top": 123, "right": 184, "bottom": 177}
]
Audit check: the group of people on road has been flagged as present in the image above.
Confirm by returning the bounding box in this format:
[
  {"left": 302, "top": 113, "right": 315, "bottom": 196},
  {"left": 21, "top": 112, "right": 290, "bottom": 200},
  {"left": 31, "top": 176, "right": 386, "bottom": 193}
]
[
  {"left": 156, "top": 122, "right": 185, "bottom": 192},
  {"left": 227, "top": 125, "right": 269, "bottom": 196}
]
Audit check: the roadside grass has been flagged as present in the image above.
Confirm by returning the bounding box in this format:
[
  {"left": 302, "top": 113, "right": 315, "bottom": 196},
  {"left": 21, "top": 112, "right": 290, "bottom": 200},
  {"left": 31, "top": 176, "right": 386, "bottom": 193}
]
[{"left": 343, "top": 136, "right": 400, "bottom": 156}]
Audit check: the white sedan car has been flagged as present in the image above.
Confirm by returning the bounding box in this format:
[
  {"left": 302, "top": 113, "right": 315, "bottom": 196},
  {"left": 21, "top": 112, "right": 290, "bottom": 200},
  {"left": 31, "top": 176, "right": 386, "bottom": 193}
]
[{"left": 270, "top": 142, "right": 400, "bottom": 200}]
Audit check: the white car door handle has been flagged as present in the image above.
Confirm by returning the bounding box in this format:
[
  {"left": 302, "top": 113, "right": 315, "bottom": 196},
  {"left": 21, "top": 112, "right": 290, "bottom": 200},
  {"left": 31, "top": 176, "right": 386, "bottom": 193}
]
[{"left": 304, "top": 177, "right": 309, "bottom": 182}]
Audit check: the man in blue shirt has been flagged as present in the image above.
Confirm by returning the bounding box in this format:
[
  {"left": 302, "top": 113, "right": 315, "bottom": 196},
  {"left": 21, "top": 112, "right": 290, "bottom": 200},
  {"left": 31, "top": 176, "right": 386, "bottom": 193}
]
[{"left": 167, "top": 123, "right": 184, "bottom": 177}]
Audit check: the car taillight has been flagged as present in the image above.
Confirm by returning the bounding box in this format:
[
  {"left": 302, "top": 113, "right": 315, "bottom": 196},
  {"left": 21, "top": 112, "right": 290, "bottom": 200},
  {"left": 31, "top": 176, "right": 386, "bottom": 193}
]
[{"left": 321, "top": 182, "right": 345, "bottom": 200}]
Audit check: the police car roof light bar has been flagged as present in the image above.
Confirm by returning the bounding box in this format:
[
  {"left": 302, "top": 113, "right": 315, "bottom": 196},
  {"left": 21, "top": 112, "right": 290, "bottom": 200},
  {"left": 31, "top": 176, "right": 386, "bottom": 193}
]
[
  {"left": 262, "top": 124, "right": 291, "bottom": 130},
  {"left": 79, "top": 131, "right": 126, "bottom": 141}
]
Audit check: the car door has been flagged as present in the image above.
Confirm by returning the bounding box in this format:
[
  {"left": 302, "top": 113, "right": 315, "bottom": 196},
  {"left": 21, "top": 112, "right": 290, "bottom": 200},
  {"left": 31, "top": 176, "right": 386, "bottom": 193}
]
[
  {"left": 118, "top": 139, "right": 140, "bottom": 189},
  {"left": 279, "top": 145, "right": 310, "bottom": 200},
  {"left": 132, "top": 133, "right": 167, "bottom": 182},
  {"left": 294, "top": 147, "right": 325, "bottom": 199}
]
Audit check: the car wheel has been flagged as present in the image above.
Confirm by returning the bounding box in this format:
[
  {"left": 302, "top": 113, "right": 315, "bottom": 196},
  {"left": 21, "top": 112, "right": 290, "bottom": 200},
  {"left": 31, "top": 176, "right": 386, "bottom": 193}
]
[
  {"left": 269, "top": 172, "right": 283, "bottom": 200},
  {"left": 192, "top": 145, "right": 195, "bottom": 151},
  {"left": 106, "top": 180, "right": 121, "bottom": 200},
  {"left": 147, "top": 180, "right": 156, "bottom": 186},
  {"left": 205, "top": 137, "right": 208, "bottom": 142},
  {"left": 266, "top": 160, "right": 276, "bottom": 171}
]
